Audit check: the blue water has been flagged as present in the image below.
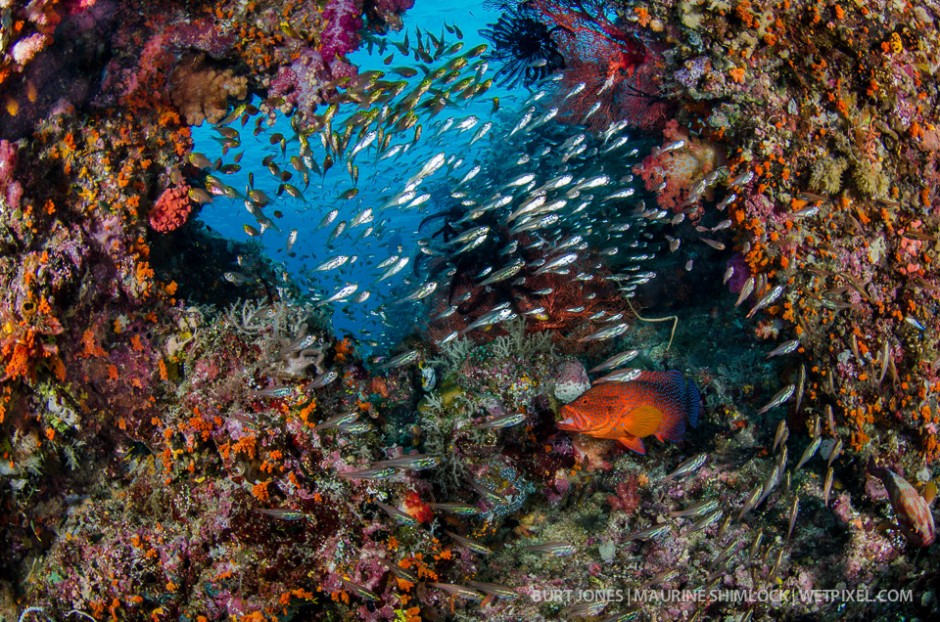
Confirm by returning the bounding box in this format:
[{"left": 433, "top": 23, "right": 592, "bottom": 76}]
[{"left": 194, "top": 1, "right": 524, "bottom": 352}]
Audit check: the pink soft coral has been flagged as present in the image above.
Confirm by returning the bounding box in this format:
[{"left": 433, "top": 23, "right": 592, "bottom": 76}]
[
  {"left": 635, "top": 119, "right": 721, "bottom": 211},
  {"left": 320, "top": 0, "right": 365, "bottom": 62}
]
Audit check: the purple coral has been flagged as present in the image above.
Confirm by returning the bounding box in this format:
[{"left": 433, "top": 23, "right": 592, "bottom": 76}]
[{"left": 320, "top": 0, "right": 366, "bottom": 62}]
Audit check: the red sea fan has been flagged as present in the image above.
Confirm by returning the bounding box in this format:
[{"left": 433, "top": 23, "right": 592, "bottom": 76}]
[
  {"left": 149, "top": 184, "right": 192, "bottom": 233},
  {"left": 533, "top": 0, "right": 668, "bottom": 130}
]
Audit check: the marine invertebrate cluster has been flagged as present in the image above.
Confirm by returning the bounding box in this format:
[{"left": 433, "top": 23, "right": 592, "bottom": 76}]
[{"left": 148, "top": 183, "right": 193, "bottom": 233}]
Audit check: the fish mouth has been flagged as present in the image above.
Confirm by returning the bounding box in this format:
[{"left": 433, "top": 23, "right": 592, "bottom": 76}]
[{"left": 556, "top": 415, "right": 580, "bottom": 431}]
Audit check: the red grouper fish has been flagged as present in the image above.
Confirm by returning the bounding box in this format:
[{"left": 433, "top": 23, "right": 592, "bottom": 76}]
[{"left": 556, "top": 370, "right": 702, "bottom": 455}]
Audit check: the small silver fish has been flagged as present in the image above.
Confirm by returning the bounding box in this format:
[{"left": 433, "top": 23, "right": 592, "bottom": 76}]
[
  {"left": 688, "top": 509, "right": 723, "bottom": 534},
  {"left": 523, "top": 542, "right": 577, "bottom": 556},
  {"left": 377, "top": 349, "right": 421, "bottom": 369},
  {"left": 375, "top": 501, "right": 418, "bottom": 525},
  {"left": 465, "top": 581, "right": 518, "bottom": 600},
  {"left": 747, "top": 284, "right": 784, "bottom": 318},
  {"left": 338, "top": 466, "right": 397, "bottom": 481},
  {"left": 315, "top": 255, "right": 351, "bottom": 271},
  {"left": 589, "top": 350, "right": 640, "bottom": 373},
  {"left": 314, "top": 412, "right": 358, "bottom": 431},
  {"left": 429, "top": 583, "right": 484, "bottom": 602},
  {"left": 738, "top": 484, "right": 763, "bottom": 520},
  {"left": 374, "top": 454, "right": 440, "bottom": 470},
  {"left": 663, "top": 453, "right": 708, "bottom": 482},
  {"left": 822, "top": 466, "right": 834, "bottom": 507},
  {"left": 339, "top": 577, "right": 380, "bottom": 602},
  {"left": 428, "top": 502, "right": 479, "bottom": 515},
  {"left": 671, "top": 499, "right": 720, "bottom": 518},
  {"left": 767, "top": 339, "right": 799, "bottom": 359},
  {"left": 445, "top": 531, "right": 492, "bottom": 555},
  {"left": 593, "top": 368, "right": 643, "bottom": 383},
  {"left": 757, "top": 384, "right": 795, "bottom": 415},
  {"left": 786, "top": 495, "right": 799, "bottom": 540},
  {"left": 578, "top": 323, "right": 629, "bottom": 343},
  {"left": 827, "top": 437, "right": 842, "bottom": 468},
  {"left": 478, "top": 412, "right": 527, "bottom": 429},
  {"left": 401, "top": 281, "right": 438, "bottom": 302},
  {"left": 310, "top": 370, "right": 339, "bottom": 389},
  {"left": 735, "top": 277, "right": 755, "bottom": 307},
  {"left": 773, "top": 420, "right": 788, "bottom": 454},
  {"left": 795, "top": 437, "right": 821, "bottom": 471},
  {"left": 722, "top": 265, "right": 735, "bottom": 285},
  {"left": 323, "top": 283, "right": 358, "bottom": 303},
  {"left": 628, "top": 523, "right": 672, "bottom": 541},
  {"left": 378, "top": 256, "right": 410, "bottom": 281}
]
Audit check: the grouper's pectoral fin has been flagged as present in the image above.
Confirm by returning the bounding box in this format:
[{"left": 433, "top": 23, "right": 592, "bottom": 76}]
[{"left": 618, "top": 435, "right": 646, "bottom": 455}]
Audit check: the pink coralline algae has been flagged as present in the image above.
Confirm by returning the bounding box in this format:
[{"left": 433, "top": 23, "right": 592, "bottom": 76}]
[{"left": 149, "top": 184, "right": 193, "bottom": 233}]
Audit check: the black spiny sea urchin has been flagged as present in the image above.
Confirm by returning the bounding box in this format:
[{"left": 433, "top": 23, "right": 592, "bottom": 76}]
[{"left": 480, "top": 3, "right": 566, "bottom": 87}]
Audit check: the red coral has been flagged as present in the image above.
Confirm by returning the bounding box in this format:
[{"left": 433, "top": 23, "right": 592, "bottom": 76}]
[{"left": 149, "top": 184, "right": 192, "bottom": 233}]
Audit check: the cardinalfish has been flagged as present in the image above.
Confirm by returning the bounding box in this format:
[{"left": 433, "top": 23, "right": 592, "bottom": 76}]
[{"left": 557, "top": 370, "right": 702, "bottom": 455}]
